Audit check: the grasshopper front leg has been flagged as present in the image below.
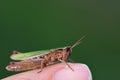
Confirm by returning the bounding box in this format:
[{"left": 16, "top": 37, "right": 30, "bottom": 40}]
[
  {"left": 68, "top": 58, "right": 74, "bottom": 63},
  {"left": 59, "top": 49, "right": 74, "bottom": 71},
  {"left": 58, "top": 58, "right": 74, "bottom": 71}
]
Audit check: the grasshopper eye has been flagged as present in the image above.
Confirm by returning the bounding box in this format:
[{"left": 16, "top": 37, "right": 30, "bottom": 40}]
[{"left": 66, "top": 47, "right": 71, "bottom": 52}]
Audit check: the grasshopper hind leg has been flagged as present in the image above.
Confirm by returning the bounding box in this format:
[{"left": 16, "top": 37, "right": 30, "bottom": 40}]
[{"left": 30, "top": 59, "right": 45, "bottom": 73}]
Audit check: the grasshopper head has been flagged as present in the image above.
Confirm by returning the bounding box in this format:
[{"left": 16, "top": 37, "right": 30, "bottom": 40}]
[
  {"left": 66, "top": 46, "right": 72, "bottom": 53},
  {"left": 65, "top": 36, "right": 85, "bottom": 55}
]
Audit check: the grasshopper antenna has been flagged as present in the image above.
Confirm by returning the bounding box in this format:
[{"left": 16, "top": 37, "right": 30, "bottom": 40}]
[{"left": 71, "top": 36, "right": 86, "bottom": 49}]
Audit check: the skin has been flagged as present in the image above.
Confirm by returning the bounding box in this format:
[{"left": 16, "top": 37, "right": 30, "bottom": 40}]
[{"left": 2, "top": 63, "right": 92, "bottom": 80}]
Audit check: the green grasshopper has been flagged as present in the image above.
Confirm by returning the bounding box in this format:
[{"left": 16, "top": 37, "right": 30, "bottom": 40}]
[{"left": 6, "top": 36, "right": 85, "bottom": 72}]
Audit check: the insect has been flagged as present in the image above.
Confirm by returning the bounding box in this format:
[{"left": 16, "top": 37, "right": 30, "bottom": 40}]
[{"left": 6, "top": 36, "right": 85, "bottom": 72}]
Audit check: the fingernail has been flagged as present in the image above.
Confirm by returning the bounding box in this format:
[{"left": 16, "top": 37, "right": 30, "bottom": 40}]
[{"left": 54, "top": 63, "right": 92, "bottom": 80}]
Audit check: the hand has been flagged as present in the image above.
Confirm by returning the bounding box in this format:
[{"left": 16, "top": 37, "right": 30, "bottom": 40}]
[{"left": 2, "top": 63, "right": 92, "bottom": 80}]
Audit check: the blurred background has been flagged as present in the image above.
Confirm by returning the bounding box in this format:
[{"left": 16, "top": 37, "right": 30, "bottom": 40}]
[{"left": 0, "top": 0, "right": 120, "bottom": 79}]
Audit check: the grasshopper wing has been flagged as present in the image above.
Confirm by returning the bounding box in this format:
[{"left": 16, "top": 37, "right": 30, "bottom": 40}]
[
  {"left": 10, "top": 47, "right": 68, "bottom": 61},
  {"left": 10, "top": 50, "right": 50, "bottom": 60}
]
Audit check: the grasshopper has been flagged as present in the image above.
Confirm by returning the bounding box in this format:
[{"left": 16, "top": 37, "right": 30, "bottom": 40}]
[{"left": 6, "top": 36, "right": 85, "bottom": 72}]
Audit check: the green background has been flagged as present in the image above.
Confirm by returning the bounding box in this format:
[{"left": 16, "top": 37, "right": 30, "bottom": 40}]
[{"left": 0, "top": 0, "right": 120, "bottom": 79}]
